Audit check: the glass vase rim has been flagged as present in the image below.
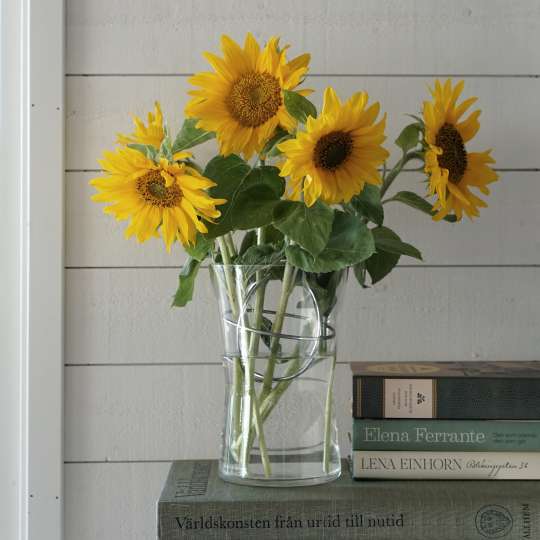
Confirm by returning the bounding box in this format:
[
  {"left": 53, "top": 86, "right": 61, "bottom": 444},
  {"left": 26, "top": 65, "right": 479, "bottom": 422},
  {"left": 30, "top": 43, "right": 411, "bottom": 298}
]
[
  {"left": 210, "top": 262, "right": 288, "bottom": 269},
  {"left": 210, "top": 263, "right": 349, "bottom": 275},
  {"left": 209, "top": 259, "right": 350, "bottom": 274}
]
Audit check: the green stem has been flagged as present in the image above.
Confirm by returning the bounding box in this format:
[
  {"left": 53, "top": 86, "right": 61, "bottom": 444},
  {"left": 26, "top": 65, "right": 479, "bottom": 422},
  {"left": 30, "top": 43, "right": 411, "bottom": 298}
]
[
  {"left": 239, "top": 226, "right": 271, "bottom": 476},
  {"left": 252, "top": 392, "right": 271, "bottom": 477},
  {"left": 259, "top": 261, "right": 296, "bottom": 400},
  {"left": 240, "top": 351, "right": 301, "bottom": 460},
  {"left": 217, "top": 238, "right": 238, "bottom": 313},
  {"left": 224, "top": 233, "right": 237, "bottom": 259},
  {"left": 239, "top": 304, "right": 270, "bottom": 476},
  {"left": 217, "top": 237, "right": 243, "bottom": 448},
  {"left": 248, "top": 227, "right": 267, "bottom": 357},
  {"left": 380, "top": 152, "right": 419, "bottom": 199},
  {"left": 323, "top": 355, "right": 337, "bottom": 473},
  {"left": 259, "top": 355, "right": 301, "bottom": 422},
  {"left": 231, "top": 357, "right": 243, "bottom": 459}
]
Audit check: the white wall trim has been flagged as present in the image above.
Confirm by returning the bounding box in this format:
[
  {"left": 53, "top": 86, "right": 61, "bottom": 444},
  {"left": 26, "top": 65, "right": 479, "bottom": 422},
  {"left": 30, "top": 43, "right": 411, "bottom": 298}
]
[
  {"left": 1, "top": 1, "right": 23, "bottom": 538},
  {"left": 1, "top": 0, "right": 65, "bottom": 538}
]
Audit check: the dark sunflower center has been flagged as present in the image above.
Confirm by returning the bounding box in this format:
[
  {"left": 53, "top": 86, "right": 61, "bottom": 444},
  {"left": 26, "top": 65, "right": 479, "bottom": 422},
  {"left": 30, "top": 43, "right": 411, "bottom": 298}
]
[
  {"left": 313, "top": 131, "right": 353, "bottom": 171},
  {"left": 136, "top": 170, "right": 182, "bottom": 208},
  {"left": 435, "top": 123, "right": 468, "bottom": 184},
  {"left": 226, "top": 72, "right": 282, "bottom": 128}
]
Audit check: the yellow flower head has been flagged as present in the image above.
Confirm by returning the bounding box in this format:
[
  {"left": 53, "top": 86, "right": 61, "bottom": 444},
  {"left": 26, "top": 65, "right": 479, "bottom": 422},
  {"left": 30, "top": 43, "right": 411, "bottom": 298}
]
[
  {"left": 423, "top": 79, "right": 499, "bottom": 221},
  {"left": 277, "top": 87, "right": 389, "bottom": 207},
  {"left": 185, "top": 33, "right": 311, "bottom": 159},
  {"left": 90, "top": 147, "right": 226, "bottom": 251},
  {"left": 117, "top": 101, "right": 165, "bottom": 148}
]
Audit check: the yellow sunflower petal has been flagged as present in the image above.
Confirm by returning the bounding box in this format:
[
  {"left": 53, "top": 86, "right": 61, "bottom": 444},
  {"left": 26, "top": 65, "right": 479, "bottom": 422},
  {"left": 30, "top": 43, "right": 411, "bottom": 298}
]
[
  {"left": 278, "top": 87, "right": 387, "bottom": 205},
  {"left": 423, "top": 79, "right": 497, "bottom": 220},
  {"left": 187, "top": 33, "right": 311, "bottom": 158},
  {"left": 322, "top": 87, "right": 341, "bottom": 116},
  {"left": 117, "top": 102, "right": 165, "bottom": 148},
  {"left": 90, "top": 145, "right": 223, "bottom": 250},
  {"left": 456, "top": 110, "right": 481, "bottom": 142}
]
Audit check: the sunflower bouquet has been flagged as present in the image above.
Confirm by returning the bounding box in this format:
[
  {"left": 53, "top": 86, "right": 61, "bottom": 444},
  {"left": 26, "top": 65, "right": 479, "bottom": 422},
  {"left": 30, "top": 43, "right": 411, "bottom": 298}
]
[{"left": 91, "top": 34, "right": 498, "bottom": 483}]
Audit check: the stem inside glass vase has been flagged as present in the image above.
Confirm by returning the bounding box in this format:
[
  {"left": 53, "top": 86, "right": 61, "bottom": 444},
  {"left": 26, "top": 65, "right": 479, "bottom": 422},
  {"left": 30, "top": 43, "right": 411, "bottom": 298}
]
[{"left": 211, "top": 260, "right": 345, "bottom": 486}]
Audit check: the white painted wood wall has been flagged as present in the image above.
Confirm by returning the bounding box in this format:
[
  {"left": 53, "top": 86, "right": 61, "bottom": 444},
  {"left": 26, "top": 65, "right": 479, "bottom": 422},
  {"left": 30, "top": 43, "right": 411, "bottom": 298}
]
[{"left": 64, "top": 1, "right": 540, "bottom": 538}]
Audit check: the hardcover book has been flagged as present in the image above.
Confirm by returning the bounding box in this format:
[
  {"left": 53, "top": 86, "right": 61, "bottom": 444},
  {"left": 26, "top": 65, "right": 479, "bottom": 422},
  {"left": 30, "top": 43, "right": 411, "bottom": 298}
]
[
  {"left": 351, "top": 361, "right": 540, "bottom": 419},
  {"left": 352, "top": 451, "right": 540, "bottom": 479},
  {"left": 158, "top": 459, "right": 540, "bottom": 539},
  {"left": 352, "top": 419, "right": 540, "bottom": 451}
]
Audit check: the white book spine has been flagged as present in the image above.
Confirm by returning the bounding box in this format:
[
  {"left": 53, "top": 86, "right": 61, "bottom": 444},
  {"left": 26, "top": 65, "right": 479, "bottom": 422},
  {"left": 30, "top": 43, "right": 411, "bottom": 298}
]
[{"left": 352, "top": 451, "right": 540, "bottom": 479}]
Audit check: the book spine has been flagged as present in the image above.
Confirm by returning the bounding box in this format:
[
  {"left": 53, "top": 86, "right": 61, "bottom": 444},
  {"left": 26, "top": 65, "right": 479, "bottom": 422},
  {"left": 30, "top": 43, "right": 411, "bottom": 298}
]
[
  {"left": 159, "top": 493, "right": 540, "bottom": 539},
  {"left": 353, "top": 375, "right": 540, "bottom": 419},
  {"left": 352, "top": 450, "right": 540, "bottom": 479},
  {"left": 353, "top": 419, "right": 540, "bottom": 451}
]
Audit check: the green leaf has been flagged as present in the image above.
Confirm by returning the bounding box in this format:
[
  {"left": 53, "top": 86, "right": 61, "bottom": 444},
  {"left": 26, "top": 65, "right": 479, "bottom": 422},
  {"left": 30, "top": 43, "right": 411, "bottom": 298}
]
[
  {"left": 171, "top": 118, "right": 215, "bottom": 154},
  {"left": 239, "top": 226, "right": 285, "bottom": 259},
  {"left": 260, "top": 127, "right": 293, "bottom": 158},
  {"left": 350, "top": 184, "right": 384, "bottom": 225},
  {"left": 363, "top": 227, "right": 406, "bottom": 284},
  {"left": 204, "top": 157, "right": 284, "bottom": 238},
  {"left": 372, "top": 226, "right": 422, "bottom": 260},
  {"left": 274, "top": 200, "right": 334, "bottom": 256},
  {"left": 185, "top": 233, "right": 213, "bottom": 262},
  {"left": 395, "top": 123, "right": 422, "bottom": 153},
  {"left": 239, "top": 230, "right": 257, "bottom": 257},
  {"left": 231, "top": 167, "right": 285, "bottom": 231},
  {"left": 204, "top": 154, "right": 251, "bottom": 184},
  {"left": 172, "top": 258, "right": 201, "bottom": 308},
  {"left": 127, "top": 143, "right": 157, "bottom": 161},
  {"left": 366, "top": 250, "right": 400, "bottom": 284},
  {"left": 285, "top": 212, "right": 375, "bottom": 272},
  {"left": 244, "top": 166, "right": 284, "bottom": 198},
  {"left": 158, "top": 134, "right": 173, "bottom": 161},
  {"left": 260, "top": 316, "right": 282, "bottom": 353},
  {"left": 264, "top": 225, "right": 285, "bottom": 246},
  {"left": 353, "top": 263, "right": 369, "bottom": 288},
  {"left": 236, "top": 244, "right": 282, "bottom": 266},
  {"left": 283, "top": 90, "right": 317, "bottom": 124},
  {"left": 304, "top": 271, "right": 342, "bottom": 316},
  {"left": 386, "top": 191, "right": 458, "bottom": 223}
]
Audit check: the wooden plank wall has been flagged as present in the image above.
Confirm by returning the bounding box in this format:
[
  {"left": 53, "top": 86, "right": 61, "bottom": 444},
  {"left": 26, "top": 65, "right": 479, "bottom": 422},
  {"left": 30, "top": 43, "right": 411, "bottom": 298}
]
[{"left": 64, "top": 1, "right": 540, "bottom": 538}]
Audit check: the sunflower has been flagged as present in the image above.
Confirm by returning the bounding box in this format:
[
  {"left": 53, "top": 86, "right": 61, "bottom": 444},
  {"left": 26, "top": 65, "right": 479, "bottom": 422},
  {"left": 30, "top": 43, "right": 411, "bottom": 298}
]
[
  {"left": 117, "top": 101, "right": 165, "bottom": 148},
  {"left": 90, "top": 147, "right": 225, "bottom": 251},
  {"left": 185, "top": 33, "right": 311, "bottom": 159},
  {"left": 423, "top": 79, "right": 499, "bottom": 221},
  {"left": 277, "top": 87, "right": 389, "bottom": 207}
]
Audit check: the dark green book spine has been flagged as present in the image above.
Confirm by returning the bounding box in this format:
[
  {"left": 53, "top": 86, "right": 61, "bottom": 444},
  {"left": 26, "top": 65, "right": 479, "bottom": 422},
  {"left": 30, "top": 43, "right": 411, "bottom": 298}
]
[
  {"left": 353, "top": 419, "right": 540, "bottom": 451},
  {"left": 353, "top": 375, "right": 540, "bottom": 419}
]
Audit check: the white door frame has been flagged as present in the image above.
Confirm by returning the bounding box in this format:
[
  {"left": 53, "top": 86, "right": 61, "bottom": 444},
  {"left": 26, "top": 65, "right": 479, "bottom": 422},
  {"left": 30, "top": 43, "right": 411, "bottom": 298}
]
[{"left": 1, "top": 0, "right": 64, "bottom": 539}]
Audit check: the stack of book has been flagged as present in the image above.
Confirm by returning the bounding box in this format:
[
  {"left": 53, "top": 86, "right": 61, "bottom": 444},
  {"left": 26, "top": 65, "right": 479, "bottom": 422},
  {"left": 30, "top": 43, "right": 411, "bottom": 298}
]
[{"left": 350, "top": 360, "right": 540, "bottom": 479}]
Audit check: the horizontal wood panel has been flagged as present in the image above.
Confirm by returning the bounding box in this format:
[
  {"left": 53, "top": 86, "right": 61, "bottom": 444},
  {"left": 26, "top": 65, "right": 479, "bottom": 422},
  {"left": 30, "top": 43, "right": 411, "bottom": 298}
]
[
  {"left": 65, "top": 365, "right": 223, "bottom": 461},
  {"left": 64, "top": 363, "right": 353, "bottom": 461},
  {"left": 65, "top": 462, "right": 170, "bottom": 540},
  {"left": 66, "top": 0, "right": 540, "bottom": 75},
  {"left": 65, "top": 267, "right": 540, "bottom": 367},
  {"left": 66, "top": 76, "right": 540, "bottom": 170},
  {"left": 67, "top": 171, "right": 540, "bottom": 268}
]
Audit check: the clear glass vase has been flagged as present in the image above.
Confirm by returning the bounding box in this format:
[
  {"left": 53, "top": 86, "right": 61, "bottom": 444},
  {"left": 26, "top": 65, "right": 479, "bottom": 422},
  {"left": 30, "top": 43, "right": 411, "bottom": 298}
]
[{"left": 210, "top": 263, "right": 347, "bottom": 487}]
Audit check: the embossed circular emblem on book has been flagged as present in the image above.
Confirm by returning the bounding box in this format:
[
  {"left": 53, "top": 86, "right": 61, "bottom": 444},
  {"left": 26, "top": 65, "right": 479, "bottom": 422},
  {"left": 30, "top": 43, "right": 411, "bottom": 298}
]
[{"left": 475, "top": 505, "right": 513, "bottom": 538}]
